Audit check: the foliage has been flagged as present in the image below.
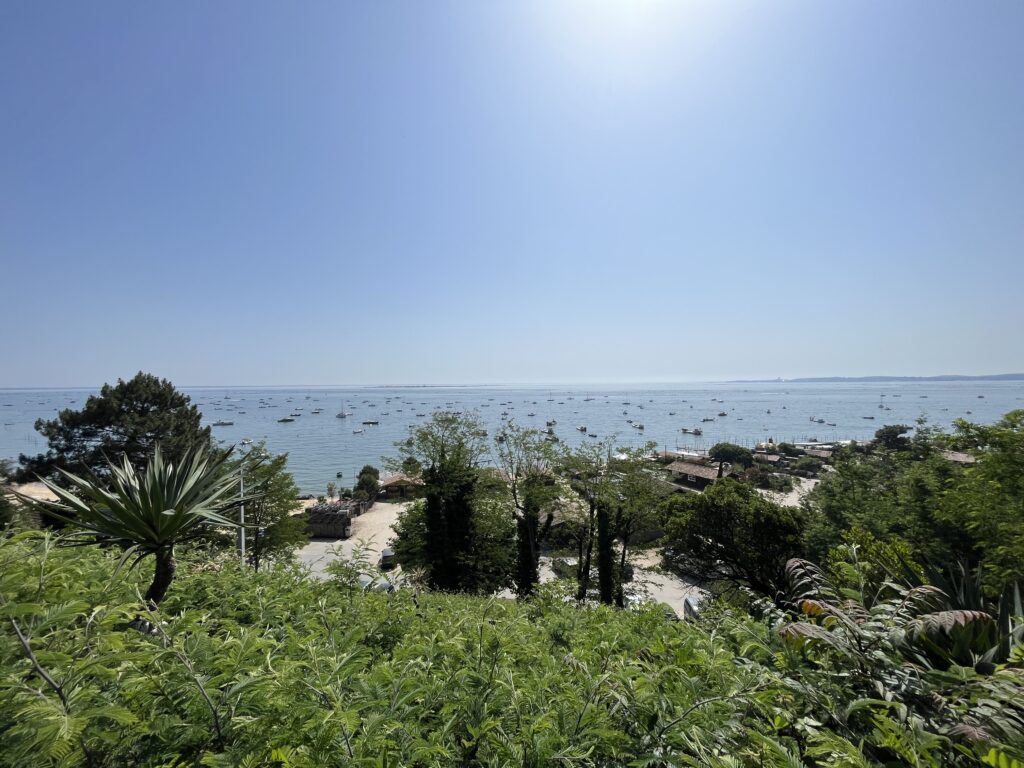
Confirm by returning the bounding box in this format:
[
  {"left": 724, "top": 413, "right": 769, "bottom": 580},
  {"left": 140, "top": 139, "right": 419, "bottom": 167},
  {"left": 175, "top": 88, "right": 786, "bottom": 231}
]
[
  {"left": 803, "top": 424, "right": 967, "bottom": 567},
  {"left": 776, "top": 556, "right": 1024, "bottom": 762},
  {"left": 1, "top": 529, "right": 1021, "bottom": 767},
  {"left": 232, "top": 443, "right": 307, "bottom": 571},
  {"left": 792, "top": 455, "right": 824, "bottom": 474},
  {"left": 662, "top": 478, "right": 805, "bottom": 602},
  {"left": 806, "top": 412, "right": 1024, "bottom": 598},
  {"left": 558, "top": 439, "right": 618, "bottom": 602},
  {"left": 392, "top": 492, "right": 514, "bottom": 596},
  {"left": 941, "top": 410, "right": 1024, "bottom": 593},
  {"left": 875, "top": 424, "right": 913, "bottom": 451},
  {"left": 493, "top": 423, "right": 559, "bottom": 597},
  {"left": 709, "top": 442, "right": 754, "bottom": 468},
  {"left": 17, "top": 372, "right": 211, "bottom": 488},
  {"left": 20, "top": 445, "right": 241, "bottom": 606},
  {"left": 354, "top": 465, "right": 380, "bottom": 502},
  {"left": 0, "top": 460, "right": 15, "bottom": 530},
  {"left": 393, "top": 413, "right": 512, "bottom": 593}
]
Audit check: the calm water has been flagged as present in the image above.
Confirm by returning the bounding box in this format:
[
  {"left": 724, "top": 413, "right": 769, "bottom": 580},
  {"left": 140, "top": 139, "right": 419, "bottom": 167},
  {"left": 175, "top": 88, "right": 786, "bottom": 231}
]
[{"left": 2, "top": 381, "right": 1022, "bottom": 495}]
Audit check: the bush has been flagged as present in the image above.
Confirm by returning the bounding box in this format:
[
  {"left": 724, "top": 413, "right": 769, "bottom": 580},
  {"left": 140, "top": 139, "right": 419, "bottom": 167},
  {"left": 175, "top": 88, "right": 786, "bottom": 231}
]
[{"left": 1, "top": 530, "right": 1020, "bottom": 766}]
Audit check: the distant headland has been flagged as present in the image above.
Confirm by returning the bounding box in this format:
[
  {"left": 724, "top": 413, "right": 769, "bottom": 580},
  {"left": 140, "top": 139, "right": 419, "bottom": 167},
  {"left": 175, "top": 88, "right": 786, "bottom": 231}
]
[{"left": 731, "top": 373, "right": 1024, "bottom": 383}]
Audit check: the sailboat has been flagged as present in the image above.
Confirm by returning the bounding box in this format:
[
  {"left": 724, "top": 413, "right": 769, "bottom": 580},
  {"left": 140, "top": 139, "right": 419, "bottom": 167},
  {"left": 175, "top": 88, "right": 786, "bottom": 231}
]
[{"left": 336, "top": 401, "right": 353, "bottom": 418}]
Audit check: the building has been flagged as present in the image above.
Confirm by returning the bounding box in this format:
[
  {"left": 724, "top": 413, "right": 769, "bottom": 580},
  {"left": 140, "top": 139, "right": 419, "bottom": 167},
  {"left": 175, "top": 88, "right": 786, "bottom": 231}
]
[
  {"left": 940, "top": 449, "right": 977, "bottom": 465},
  {"left": 378, "top": 473, "right": 424, "bottom": 500},
  {"left": 665, "top": 460, "right": 729, "bottom": 491}
]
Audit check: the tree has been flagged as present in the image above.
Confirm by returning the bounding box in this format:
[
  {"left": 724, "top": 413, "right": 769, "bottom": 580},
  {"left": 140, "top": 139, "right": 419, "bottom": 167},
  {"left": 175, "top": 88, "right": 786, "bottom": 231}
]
[
  {"left": 17, "top": 372, "right": 212, "bottom": 487},
  {"left": 0, "top": 463, "right": 16, "bottom": 530},
  {"left": 326, "top": 481, "right": 337, "bottom": 500},
  {"left": 22, "top": 445, "right": 240, "bottom": 606},
  {"left": 354, "top": 465, "right": 380, "bottom": 502},
  {"left": 941, "top": 410, "right": 1024, "bottom": 593},
  {"left": 559, "top": 439, "right": 618, "bottom": 602},
  {"left": 493, "top": 424, "right": 559, "bottom": 597},
  {"left": 608, "top": 446, "right": 667, "bottom": 607},
  {"left": 234, "top": 444, "right": 307, "bottom": 572},
  {"left": 661, "top": 478, "right": 805, "bottom": 602},
  {"left": 803, "top": 424, "right": 968, "bottom": 566},
  {"left": 709, "top": 442, "right": 754, "bottom": 468},
  {"left": 400, "top": 455, "right": 422, "bottom": 477},
  {"left": 874, "top": 424, "right": 913, "bottom": 451},
  {"left": 392, "top": 412, "right": 511, "bottom": 593}
]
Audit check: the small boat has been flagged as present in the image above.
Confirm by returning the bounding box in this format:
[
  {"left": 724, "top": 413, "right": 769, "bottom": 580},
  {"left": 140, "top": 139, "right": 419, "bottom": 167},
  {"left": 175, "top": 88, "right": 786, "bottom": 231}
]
[
  {"left": 702, "top": 417, "right": 714, "bottom": 422},
  {"left": 634, "top": 423, "right": 644, "bottom": 430},
  {"left": 278, "top": 417, "right": 295, "bottom": 423},
  {"left": 336, "top": 472, "right": 344, "bottom": 478},
  {"left": 577, "top": 426, "right": 587, "bottom": 432},
  {"left": 826, "top": 422, "right": 836, "bottom": 427},
  {"left": 717, "top": 411, "right": 727, "bottom": 417},
  {"left": 692, "top": 428, "right": 703, "bottom": 436},
  {"left": 862, "top": 416, "right": 875, "bottom": 420},
  {"left": 546, "top": 420, "right": 557, "bottom": 426},
  {"left": 353, "top": 429, "right": 364, "bottom": 434},
  {"left": 587, "top": 433, "right": 598, "bottom": 438},
  {"left": 362, "top": 420, "right": 379, "bottom": 426},
  {"left": 212, "top": 420, "right": 234, "bottom": 426},
  {"left": 289, "top": 413, "right": 302, "bottom": 417}
]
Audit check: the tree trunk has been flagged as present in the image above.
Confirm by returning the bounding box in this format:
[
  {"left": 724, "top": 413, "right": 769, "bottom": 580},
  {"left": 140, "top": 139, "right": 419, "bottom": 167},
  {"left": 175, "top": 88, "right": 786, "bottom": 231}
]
[
  {"left": 615, "top": 536, "right": 629, "bottom": 608},
  {"left": 515, "top": 513, "right": 540, "bottom": 597},
  {"left": 596, "top": 503, "right": 614, "bottom": 605},
  {"left": 145, "top": 546, "right": 176, "bottom": 607},
  {"left": 576, "top": 501, "right": 596, "bottom": 601}
]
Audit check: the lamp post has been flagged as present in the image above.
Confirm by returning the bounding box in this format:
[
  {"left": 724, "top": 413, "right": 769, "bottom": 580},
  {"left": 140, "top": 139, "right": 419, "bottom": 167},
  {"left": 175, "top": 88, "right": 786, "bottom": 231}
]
[{"left": 239, "top": 464, "right": 246, "bottom": 566}]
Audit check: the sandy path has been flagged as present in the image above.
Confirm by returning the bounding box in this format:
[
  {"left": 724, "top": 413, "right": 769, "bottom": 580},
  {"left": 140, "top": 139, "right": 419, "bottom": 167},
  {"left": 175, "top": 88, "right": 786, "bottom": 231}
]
[
  {"left": 10, "top": 482, "right": 58, "bottom": 501},
  {"left": 295, "top": 500, "right": 405, "bottom": 579},
  {"left": 759, "top": 476, "right": 818, "bottom": 507}
]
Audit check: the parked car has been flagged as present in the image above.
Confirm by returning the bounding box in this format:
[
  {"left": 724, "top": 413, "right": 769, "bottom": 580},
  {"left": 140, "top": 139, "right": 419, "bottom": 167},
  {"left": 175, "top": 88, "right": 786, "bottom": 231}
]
[{"left": 379, "top": 547, "right": 396, "bottom": 571}]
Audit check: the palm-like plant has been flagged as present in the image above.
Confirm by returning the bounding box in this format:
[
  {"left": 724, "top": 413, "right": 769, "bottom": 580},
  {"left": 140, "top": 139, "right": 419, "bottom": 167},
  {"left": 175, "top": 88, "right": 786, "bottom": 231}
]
[{"left": 24, "top": 445, "right": 241, "bottom": 606}]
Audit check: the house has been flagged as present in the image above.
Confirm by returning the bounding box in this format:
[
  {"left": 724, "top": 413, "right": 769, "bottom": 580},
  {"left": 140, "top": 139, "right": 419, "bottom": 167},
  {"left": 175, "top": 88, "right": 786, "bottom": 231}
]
[
  {"left": 803, "top": 448, "right": 833, "bottom": 460},
  {"left": 378, "top": 473, "right": 424, "bottom": 500},
  {"left": 753, "top": 452, "right": 783, "bottom": 465},
  {"left": 665, "top": 460, "right": 729, "bottom": 491},
  {"left": 940, "top": 449, "right": 977, "bottom": 465}
]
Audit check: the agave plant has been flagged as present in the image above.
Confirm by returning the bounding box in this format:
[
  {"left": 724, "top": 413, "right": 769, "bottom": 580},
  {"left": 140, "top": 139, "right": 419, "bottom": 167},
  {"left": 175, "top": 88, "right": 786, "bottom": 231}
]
[{"left": 23, "top": 445, "right": 241, "bottom": 606}]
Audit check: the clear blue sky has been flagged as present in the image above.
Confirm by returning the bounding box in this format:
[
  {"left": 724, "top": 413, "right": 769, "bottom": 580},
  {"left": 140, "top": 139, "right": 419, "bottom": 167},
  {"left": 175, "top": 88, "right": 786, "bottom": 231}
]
[{"left": 2, "top": 2, "right": 1022, "bottom": 387}]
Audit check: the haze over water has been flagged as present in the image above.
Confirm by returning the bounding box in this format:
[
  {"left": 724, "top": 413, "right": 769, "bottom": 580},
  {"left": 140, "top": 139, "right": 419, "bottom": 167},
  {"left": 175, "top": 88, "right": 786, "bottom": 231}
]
[{"left": 3, "top": 380, "right": 1022, "bottom": 495}]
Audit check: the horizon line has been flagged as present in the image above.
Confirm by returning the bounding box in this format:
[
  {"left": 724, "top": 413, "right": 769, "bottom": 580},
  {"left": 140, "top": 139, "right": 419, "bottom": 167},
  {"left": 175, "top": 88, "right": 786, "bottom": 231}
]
[{"left": 2, "top": 372, "right": 1023, "bottom": 391}]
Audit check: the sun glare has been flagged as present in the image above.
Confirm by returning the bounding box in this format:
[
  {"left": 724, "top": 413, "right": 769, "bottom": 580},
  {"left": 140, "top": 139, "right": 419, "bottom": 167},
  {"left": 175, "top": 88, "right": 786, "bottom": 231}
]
[{"left": 530, "top": 0, "right": 719, "bottom": 87}]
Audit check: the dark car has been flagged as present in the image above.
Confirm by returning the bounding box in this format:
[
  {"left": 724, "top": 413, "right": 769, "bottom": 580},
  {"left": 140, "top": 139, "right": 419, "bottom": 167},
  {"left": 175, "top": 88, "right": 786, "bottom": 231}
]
[{"left": 379, "top": 547, "right": 396, "bottom": 571}]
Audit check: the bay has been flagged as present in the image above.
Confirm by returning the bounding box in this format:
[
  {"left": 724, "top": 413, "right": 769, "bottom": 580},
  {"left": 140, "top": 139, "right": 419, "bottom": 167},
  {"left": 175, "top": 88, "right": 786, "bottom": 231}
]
[{"left": 2, "top": 380, "right": 1022, "bottom": 495}]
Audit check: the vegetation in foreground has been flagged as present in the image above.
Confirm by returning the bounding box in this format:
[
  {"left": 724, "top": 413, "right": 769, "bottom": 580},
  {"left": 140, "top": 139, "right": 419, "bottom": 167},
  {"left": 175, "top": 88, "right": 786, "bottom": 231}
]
[{"left": 1, "top": 529, "right": 1022, "bottom": 767}]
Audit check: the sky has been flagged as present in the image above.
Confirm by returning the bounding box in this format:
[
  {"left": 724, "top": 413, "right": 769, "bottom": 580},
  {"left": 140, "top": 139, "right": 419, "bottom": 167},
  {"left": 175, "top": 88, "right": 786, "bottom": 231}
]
[{"left": 1, "top": 1, "right": 1022, "bottom": 387}]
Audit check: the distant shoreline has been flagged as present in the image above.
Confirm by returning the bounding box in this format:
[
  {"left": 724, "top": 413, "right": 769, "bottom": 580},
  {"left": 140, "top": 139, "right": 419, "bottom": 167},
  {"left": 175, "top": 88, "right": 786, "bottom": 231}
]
[{"left": 726, "top": 374, "right": 1024, "bottom": 384}]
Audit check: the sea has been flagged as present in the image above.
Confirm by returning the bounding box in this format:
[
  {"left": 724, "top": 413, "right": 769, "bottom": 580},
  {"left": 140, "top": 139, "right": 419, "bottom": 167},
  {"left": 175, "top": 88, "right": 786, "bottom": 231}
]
[{"left": 2, "top": 381, "right": 1022, "bottom": 495}]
